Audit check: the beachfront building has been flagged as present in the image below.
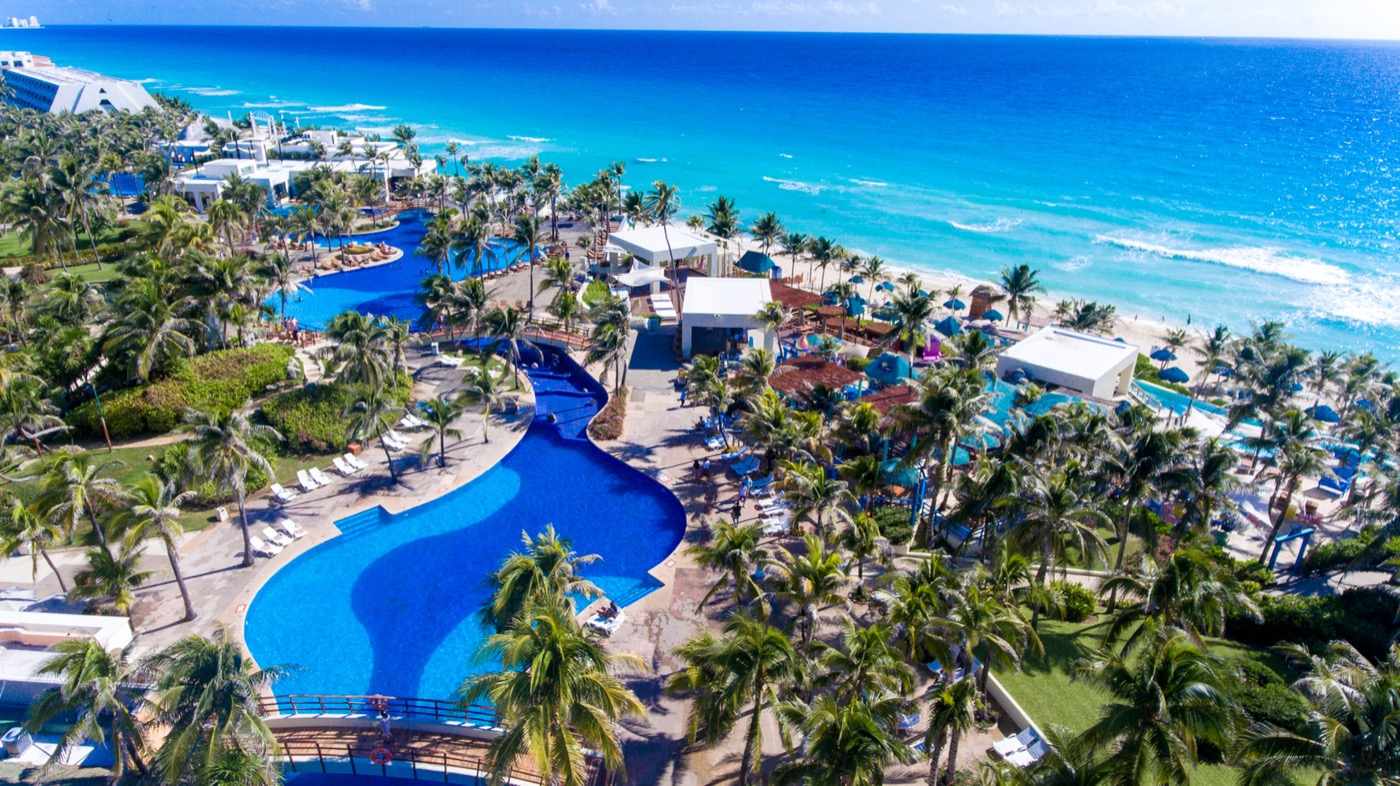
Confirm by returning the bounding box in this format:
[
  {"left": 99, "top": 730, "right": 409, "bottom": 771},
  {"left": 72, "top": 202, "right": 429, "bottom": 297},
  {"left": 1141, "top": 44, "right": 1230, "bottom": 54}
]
[
  {"left": 608, "top": 224, "right": 720, "bottom": 277},
  {"left": 0, "top": 53, "right": 158, "bottom": 114},
  {"left": 680, "top": 277, "right": 773, "bottom": 357},
  {"left": 174, "top": 158, "right": 303, "bottom": 211},
  {"left": 996, "top": 325, "right": 1138, "bottom": 399}
]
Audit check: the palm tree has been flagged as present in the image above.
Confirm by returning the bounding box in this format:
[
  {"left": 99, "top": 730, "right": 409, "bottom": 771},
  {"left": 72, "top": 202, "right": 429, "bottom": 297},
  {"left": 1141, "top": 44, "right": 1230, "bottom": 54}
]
[
  {"left": 514, "top": 214, "right": 543, "bottom": 319},
  {"left": 142, "top": 631, "right": 283, "bottom": 785},
  {"left": 1009, "top": 467, "right": 1109, "bottom": 627},
  {"left": 28, "top": 640, "right": 147, "bottom": 778},
  {"left": 690, "top": 520, "right": 770, "bottom": 612},
  {"left": 779, "top": 461, "right": 854, "bottom": 539},
  {"left": 460, "top": 600, "right": 644, "bottom": 786},
  {"left": 815, "top": 622, "right": 915, "bottom": 702},
  {"left": 934, "top": 582, "right": 1039, "bottom": 698},
  {"left": 862, "top": 255, "right": 888, "bottom": 304},
  {"left": 345, "top": 386, "right": 406, "bottom": 484},
  {"left": 924, "top": 677, "right": 979, "bottom": 786},
  {"left": 1073, "top": 634, "right": 1237, "bottom": 786},
  {"left": 997, "top": 264, "right": 1044, "bottom": 327},
  {"left": 461, "top": 358, "right": 506, "bottom": 443},
  {"left": 481, "top": 525, "right": 601, "bottom": 633},
  {"left": 586, "top": 296, "right": 629, "bottom": 395},
  {"left": 773, "top": 695, "right": 916, "bottom": 786},
  {"left": 781, "top": 232, "right": 808, "bottom": 283},
  {"left": 1184, "top": 324, "right": 1232, "bottom": 420},
  {"left": 185, "top": 410, "right": 281, "bottom": 568},
  {"left": 772, "top": 534, "right": 848, "bottom": 649},
  {"left": 891, "top": 289, "right": 935, "bottom": 359},
  {"left": 643, "top": 180, "right": 680, "bottom": 285},
  {"left": 125, "top": 474, "right": 198, "bottom": 622},
  {"left": 901, "top": 367, "right": 989, "bottom": 540},
  {"left": 416, "top": 393, "right": 468, "bottom": 467},
  {"left": 69, "top": 542, "right": 151, "bottom": 614},
  {"left": 667, "top": 613, "right": 803, "bottom": 786},
  {"left": 1099, "top": 549, "right": 1259, "bottom": 655},
  {"left": 1254, "top": 439, "right": 1329, "bottom": 563},
  {"left": 0, "top": 495, "right": 68, "bottom": 592},
  {"left": 751, "top": 212, "right": 783, "bottom": 257},
  {"left": 809, "top": 237, "right": 838, "bottom": 292},
  {"left": 486, "top": 305, "right": 531, "bottom": 389},
  {"left": 36, "top": 450, "right": 127, "bottom": 554}
]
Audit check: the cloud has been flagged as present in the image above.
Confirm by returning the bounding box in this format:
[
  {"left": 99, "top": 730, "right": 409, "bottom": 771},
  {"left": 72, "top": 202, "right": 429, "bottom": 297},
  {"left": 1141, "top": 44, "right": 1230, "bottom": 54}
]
[
  {"left": 582, "top": 0, "right": 615, "bottom": 14},
  {"left": 343, "top": 0, "right": 373, "bottom": 10}
]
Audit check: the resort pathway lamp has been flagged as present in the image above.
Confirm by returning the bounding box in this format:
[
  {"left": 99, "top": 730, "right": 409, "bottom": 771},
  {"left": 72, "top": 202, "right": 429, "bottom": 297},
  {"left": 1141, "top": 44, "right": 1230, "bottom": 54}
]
[{"left": 87, "top": 382, "right": 113, "bottom": 452}]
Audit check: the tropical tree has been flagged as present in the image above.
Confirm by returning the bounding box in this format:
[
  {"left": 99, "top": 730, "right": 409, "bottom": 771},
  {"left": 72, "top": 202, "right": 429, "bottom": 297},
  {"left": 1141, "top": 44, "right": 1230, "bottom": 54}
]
[
  {"left": 751, "top": 212, "right": 783, "bottom": 256},
  {"left": 514, "top": 214, "right": 543, "bottom": 318},
  {"left": 460, "top": 601, "right": 644, "bottom": 786},
  {"left": 124, "top": 474, "right": 198, "bottom": 621},
  {"left": 69, "top": 541, "right": 151, "bottom": 614},
  {"left": 998, "top": 264, "right": 1044, "bottom": 327},
  {"left": 1255, "top": 438, "right": 1329, "bottom": 563},
  {"left": 924, "top": 676, "right": 979, "bottom": 786},
  {"left": 690, "top": 520, "right": 770, "bottom": 612},
  {"left": 345, "top": 386, "right": 406, "bottom": 484},
  {"left": 1100, "top": 549, "right": 1259, "bottom": 655},
  {"left": 185, "top": 410, "right": 280, "bottom": 567},
  {"left": 0, "top": 494, "right": 68, "bottom": 592},
  {"left": 771, "top": 534, "right": 848, "bottom": 649},
  {"left": 35, "top": 450, "right": 127, "bottom": 554},
  {"left": 1008, "top": 466, "right": 1109, "bottom": 627},
  {"left": 773, "top": 695, "right": 916, "bottom": 786},
  {"left": 481, "top": 525, "right": 601, "bottom": 633},
  {"left": 461, "top": 358, "right": 506, "bottom": 443},
  {"left": 643, "top": 180, "right": 680, "bottom": 284},
  {"left": 416, "top": 393, "right": 468, "bottom": 467},
  {"left": 28, "top": 640, "right": 147, "bottom": 778},
  {"left": 486, "top": 305, "right": 531, "bottom": 389}
]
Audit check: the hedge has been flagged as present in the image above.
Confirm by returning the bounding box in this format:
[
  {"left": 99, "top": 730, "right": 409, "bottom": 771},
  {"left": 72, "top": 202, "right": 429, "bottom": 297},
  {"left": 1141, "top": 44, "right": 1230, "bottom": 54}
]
[
  {"left": 1050, "top": 580, "right": 1097, "bottom": 622},
  {"left": 261, "top": 374, "right": 412, "bottom": 455},
  {"left": 1226, "top": 586, "right": 1400, "bottom": 660},
  {"left": 69, "top": 344, "right": 295, "bottom": 439},
  {"left": 872, "top": 504, "right": 913, "bottom": 547}
]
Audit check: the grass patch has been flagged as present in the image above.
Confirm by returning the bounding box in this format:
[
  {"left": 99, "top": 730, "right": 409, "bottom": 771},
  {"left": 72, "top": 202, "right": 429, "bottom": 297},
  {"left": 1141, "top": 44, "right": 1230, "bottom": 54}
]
[{"left": 0, "top": 231, "right": 28, "bottom": 259}]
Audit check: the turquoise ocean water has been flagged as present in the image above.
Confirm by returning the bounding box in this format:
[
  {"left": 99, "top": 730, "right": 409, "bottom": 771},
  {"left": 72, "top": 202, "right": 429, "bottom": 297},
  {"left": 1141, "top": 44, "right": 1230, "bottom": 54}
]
[{"left": 12, "top": 26, "right": 1400, "bottom": 360}]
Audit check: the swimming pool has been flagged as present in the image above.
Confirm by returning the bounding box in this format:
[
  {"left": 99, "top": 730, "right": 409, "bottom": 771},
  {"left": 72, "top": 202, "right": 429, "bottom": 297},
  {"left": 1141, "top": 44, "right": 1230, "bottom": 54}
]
[
  {"left": 243, "top": 345, "right": 686, "bottom": 699},
  {"left": 983, "top": 376, "right": 1079, "bottom": 426},
  {"left": 274, "top": 209, "right": 530, "bottom": 331}
]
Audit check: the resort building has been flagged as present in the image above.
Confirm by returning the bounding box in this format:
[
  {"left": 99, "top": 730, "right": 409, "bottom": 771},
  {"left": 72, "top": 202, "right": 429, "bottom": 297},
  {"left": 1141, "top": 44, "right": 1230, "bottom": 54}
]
[
  {"left": 995, "top": 326, "right": 1138, "bottom": 399},
  {"left": 680, "top": 277, "right": 773, "bottom": 357},
  {"left": 0, "top": 54, "right": 158, "bottom": 114},
  {"left": 607, "top": 224, "right": 720, "bottom": 277},
  {"left": 3, "top": 16, "right": 40, "bottom": 28},
  {"left": 0, "top": 608, "right": 133, "bottom": 704}
]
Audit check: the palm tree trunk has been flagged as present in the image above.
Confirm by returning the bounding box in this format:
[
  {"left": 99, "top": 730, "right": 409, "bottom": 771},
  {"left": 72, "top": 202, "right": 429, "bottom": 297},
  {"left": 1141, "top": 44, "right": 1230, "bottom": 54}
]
[
  {"left": 438, "top": 429, "right": 448, "bottom": 467},
  {"left": 941, "top": 727, "right": 963, "bottom": 786},
  {"left": 739, "top": 673, "right": 764, "bottom": 786},
  {"left": 236, "top": 493, "right": 254, "bottom": 568},
  {"left": 380, "top": 438, "right": 399, "bottom": 482},
  {"left": 39, "top": 548, "right": 67, "bottom": 593},
  {"left": 926, "top": 728, "right": 947, "bottom": 786},
  {"left": 1106, "top": 492, "right": 1138, "bottom": 611},
  {"left": 481, "top": 409, "right": 491, "bottom": 443},
  {"left": 1259, "top": 479, "right": 1296, "bottom": 564},
  {"left": 86, "top": 508, "right": 111, "bottom": 555},
  {"left": 1032, "top": 547, "right": 1051, "bottom": 629},
  {"left": 166, "top": 540, "right": 196, "bottom": 621}
]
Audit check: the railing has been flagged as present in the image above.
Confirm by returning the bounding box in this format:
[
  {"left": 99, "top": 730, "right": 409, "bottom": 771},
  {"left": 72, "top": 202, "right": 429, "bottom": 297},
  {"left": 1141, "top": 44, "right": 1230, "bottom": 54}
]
[
  {"left": 260, "top": 694, "right": 499, "bottom": 729},
  {"left": 275, "top": 738, "right": 559, "bottom": 786}
]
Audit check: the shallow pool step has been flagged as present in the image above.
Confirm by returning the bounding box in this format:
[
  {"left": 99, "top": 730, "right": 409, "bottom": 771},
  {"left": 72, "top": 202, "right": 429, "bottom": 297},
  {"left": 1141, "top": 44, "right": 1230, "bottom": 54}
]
[{"left": 334, "top": 507, "right": 388, "bottom": 539}]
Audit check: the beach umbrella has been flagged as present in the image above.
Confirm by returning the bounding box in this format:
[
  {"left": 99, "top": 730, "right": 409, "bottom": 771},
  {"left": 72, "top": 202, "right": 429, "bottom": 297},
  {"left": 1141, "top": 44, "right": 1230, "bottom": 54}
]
[
  {"left": 1160, "top": 366, "right": 1190, "bottom": 384},
  {"left": 866, "top": 353, "right": 913, "bottom": 386},
  {"left": 879, "top": 459, "right": 920, "bottom": 488},
  {"left": 934, "top": 316, "right": 962, "bottom": 337},
  {"left": 1291, "top": 382, "right": 1304, "bottom": 393},
  {"left": 982, "top": 308, "right": 1005, "bottom": 323},
  {"left": 1213, "top": 363, "right": 1234, "bottom": 378},
  {"left": 849, "top": 275, "right": 864, "bottom": 284},
  {"left": 876, "top": 281, "right": 895, "bottom": 292},
  {"left": 1150, "top": 348, "right": 1177, "bottom": 362},
  {"left": 1357, "top": 398, "right": 1376, "bottom": 413},
  {"left": 1307, "top": 403, "right": 1341, "bottom": 424},
  {"left": 943, "top": 297, "right": 966, "bottom": 311},
  {"left": 1114, "top": 337, "right": 1127, "bottom": 343},
  {"left": 915, "top": 289, "right": 930, "bottom": 298},
  {"left": 736, "top": 250, "right": 776, "bottom": 275}
]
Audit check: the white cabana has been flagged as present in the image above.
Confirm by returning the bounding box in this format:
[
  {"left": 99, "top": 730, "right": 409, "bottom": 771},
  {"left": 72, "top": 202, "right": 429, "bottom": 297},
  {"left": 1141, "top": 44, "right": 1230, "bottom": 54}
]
[
  {"left": 611, "top": 262, "right": 670, "bottom": 293},
  {"left": 680, "top": 278, "right": 773, "bottom": 357},
  {"left": 608, "top": 224, "right": 719, "bottom": 275},
  {"left": 996, "top": 326, "right": 1138, "bottom": 399}
]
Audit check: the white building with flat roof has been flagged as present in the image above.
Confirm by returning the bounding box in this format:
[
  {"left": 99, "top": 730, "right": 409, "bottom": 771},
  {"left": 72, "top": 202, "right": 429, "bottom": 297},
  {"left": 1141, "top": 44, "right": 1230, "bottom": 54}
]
[
  {"left": 680, "top": 277, "right": 773, "bottom": 357},
  {"left": 1, "top": 55, "right": 157, "bottom": 114},
  {"left": 608, "top": 224, "right": 719, "bottom": 276},
  {"left": 996, "top": 326, "right": 1138, "bottom": 399}
]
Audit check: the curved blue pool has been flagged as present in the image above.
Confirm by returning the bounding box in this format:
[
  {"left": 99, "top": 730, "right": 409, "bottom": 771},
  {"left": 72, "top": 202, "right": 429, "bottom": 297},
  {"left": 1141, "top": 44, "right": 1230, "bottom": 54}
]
[
  {"left": 244, "top": 346, "right": 686, "bottom": 699},
  {"left": 275, "top": 209, "right": 529, "bottom": 331}
]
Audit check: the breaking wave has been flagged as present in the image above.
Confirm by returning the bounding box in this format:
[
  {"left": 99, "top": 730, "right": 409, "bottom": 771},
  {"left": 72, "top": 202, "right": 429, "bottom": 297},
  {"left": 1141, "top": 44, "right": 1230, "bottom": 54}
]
[
  {"left": 1096, "top": 235, "right": 1349, "bottom": 286},
  {"left": 762, "top": 175, "right": 824, "bottom": 195},
  {"left": 949, "top": 217, "right": 1023, "bottom": 234},
  {"left": 308, "top": 103, "right": 387, "bottom": 113}
]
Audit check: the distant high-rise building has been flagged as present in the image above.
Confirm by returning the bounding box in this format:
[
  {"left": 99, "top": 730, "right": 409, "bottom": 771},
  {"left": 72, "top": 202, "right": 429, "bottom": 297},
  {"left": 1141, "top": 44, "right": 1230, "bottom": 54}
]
[{"left": 0, "top": 52, "right": 158, "bottom": 114}]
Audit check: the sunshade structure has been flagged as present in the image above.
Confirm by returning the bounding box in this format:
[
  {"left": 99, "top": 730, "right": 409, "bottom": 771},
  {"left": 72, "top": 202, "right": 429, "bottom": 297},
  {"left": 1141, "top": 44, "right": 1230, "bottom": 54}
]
[
  {"left": 610, "top": 262, "right": 670, "bottom": 292},
  {"left": 1159, "top": 366, "right": 1190, "bottom": 384},
  {"left": 849, "top": 275, "right": 864, "bottom": 284},
  {"left": 880, "top": 459, "right": 920, "bottom": 488},
  {"left": 934, "top": 316, "right": 962, "bottom": 337},
  {"left": 943, "top": 297, "right": 966, "bottom": 310},
  {"left": 608, "top": 223, "right": 719, "bottom": 275},
  {"left": 1150, "top": 347, "right": 1177, "bottom": 363},
  {"left": 736, "top": 250, "right": 777, "bottom": 276},
  {"left": 680, "top": 277, "right": 773, "bottom": 357},
  {"left": 982, "top": 308, "right": 1005, "bottom": 323},
  {"left": 876, "top": 281, "right": 895, "bottom": 292},
  {"left": 866, "top": 353, "right": 914, "bottom": 386},
  {"left": 1307, "top": 403, "right": 1342, "bottom": 424},
  {"left": 995, "top": 326, "right": 1139, "bottom": 399}
]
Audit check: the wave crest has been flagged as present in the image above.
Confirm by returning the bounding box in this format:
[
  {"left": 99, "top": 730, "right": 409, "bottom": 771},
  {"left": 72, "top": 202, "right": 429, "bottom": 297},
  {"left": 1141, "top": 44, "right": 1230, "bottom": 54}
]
[
  {"left": 185, "top": 86, "right": 240, "bottom": 97},
  {"left": 1096, "top": 235, "right": 1349, "bottom": 286},
  {"left": 949, "top": 217, "right": 1023, "bottom": 234},
  {"left": 308, "top": 103, "right": 387, "bottom": 113},
  {"left": 762, "top": 175, "right": 824, "bottom": 195},
  {"left": 507, "top": 135, "right": 551, "bottom": 143}
]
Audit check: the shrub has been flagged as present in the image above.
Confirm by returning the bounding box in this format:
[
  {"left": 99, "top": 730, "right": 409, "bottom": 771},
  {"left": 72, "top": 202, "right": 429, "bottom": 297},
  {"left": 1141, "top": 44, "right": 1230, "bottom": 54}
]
[
  {"left": 1134, "top": 354, "right": 1191, "bottom": 395},
  {"left": 261, "top": 374, "right": 411, "bottom": 454},
  {"left": 69, "top": 344, "right": 295, "bottom": 439},
  {"left": 155, "top": 440, "right": 273, "bottom": 506},
  {"left": 872, "top": 505, "right": 913, "bottom": 547},
  {"left": 1051, "top": 580, "right": 1097, "bottom": 622},
  {"left": 1227, "top": 586, "right": 1400, "bottom": 660},
  {"left": 581, "top": 278, "right": 612, "bottom": 307},
  {"left": 1302, "top": 527, "right": 1377, "bottom": 574}
]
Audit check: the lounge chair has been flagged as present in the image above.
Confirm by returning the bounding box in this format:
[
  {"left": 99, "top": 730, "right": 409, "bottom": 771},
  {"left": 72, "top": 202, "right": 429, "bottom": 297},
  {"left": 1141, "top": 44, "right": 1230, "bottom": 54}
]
[
  {"left": 387, "top": 429, "right": 411, "bottom": 444},
  {"left": 296, "top": 470, "right": 320, "bottom": 492},
  {"left": 585, "top": 610, "right": 625, "bottom": 637},
  {"left": 270, "top": 484, "right": 298, "bottom": 504},
  {"left": 310, "top": 467, "right": 335, "bottom": 486},
  {"left": 1006, "top": 740, "right": 1048, "bottom": 768},
  {"left": 333, "top": 456, "right": 360, "bottom": 476},
  {"left": 262, "top": 525, "right": 293, "bottom": 548},
  {"left": 277, "top": 518, "right": 307, "bottom": 539},
  {"left": 992, "top": 728, "right": 1039, "bottom": 759},
  {"left": 438, "top": 355, "right": 463, "bottom": 368},
  {"left": 250, "top": 535, "right": 282, "bottom": 558},
  {"left": 704, "top": 434, "right": 726, "bottom": 451},
  {"left": 748, "top": 474, "right": 775, "bottom": 492},
  {"left": 344, "top": 453, "right": 369, "bottom": 470},
  {"left": 761, "top": 518, "right": 789, "bottom": 536},
  {"left": 758, "top": 499, "right": 790, "bottom": 514},
  {"left": 382, "top": 434, "right": 406, "bottom": 451}
]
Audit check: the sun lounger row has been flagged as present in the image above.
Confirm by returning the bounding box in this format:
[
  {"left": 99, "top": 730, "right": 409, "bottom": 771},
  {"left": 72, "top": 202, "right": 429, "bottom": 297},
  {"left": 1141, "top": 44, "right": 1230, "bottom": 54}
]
[
  {"left": 399, "top": 412, "right": 429, "bottom": 430},
  {"left": 250, "top": 518, "right": 309, "bottom": 558},
  {"left": 992, "top": 728, "right": 1049, "bottom": 768}
]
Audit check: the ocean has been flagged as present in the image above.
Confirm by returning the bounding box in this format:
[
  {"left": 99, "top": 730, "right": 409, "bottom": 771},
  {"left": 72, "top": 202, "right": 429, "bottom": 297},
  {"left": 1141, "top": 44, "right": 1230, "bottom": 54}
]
[{"left": 12, "top": 26, "right": 1400, "bottom": 360}]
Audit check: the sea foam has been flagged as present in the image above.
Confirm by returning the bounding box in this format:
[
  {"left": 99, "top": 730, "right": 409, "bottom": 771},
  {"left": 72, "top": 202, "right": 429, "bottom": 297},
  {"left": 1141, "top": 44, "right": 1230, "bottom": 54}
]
[
  {"left": 763, "top": 175, "right": 824, "bottom": 195},
  {"left": 185, "top": 86, "right": 240, "bottom": 97},
  {"left": 308, "top": 103, "right": 387, "bottom": 113},
  {"left": 507, "top": 135, "right": 552, "bottom": 143},
  {"left": 949, "top": 217, "right": 1023, "bottom": 234},
  {"left": 1096, "top": 235, "right": 1349, "bottom": 287}
]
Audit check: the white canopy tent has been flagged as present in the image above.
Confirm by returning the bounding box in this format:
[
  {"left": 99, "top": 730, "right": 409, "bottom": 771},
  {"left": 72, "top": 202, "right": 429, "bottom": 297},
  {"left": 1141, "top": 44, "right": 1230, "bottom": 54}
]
[
  {"left": 995, "top": 326, "right": 1139, "bottom": 399},
  {"left": 611, "top": 262, "right": 670, "bottom": 293},
  {"left": 608, "top": 225, "right": 719, "bottom": 275},
  {"left": 680, "top": 278, "right": 773, "bottom": 357}
]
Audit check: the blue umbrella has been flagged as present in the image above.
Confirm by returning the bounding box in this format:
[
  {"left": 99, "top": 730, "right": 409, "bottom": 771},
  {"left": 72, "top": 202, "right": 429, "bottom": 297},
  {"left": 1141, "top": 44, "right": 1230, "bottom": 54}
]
[
  {"left": 866, "top": 353, "right": 913, "bottom": 386},
  {"left": 876, "top": 281, "right": 895, "bottom": 292},
  {"left": 943, "top": 297, "right": 966, "bottom": 311},
  {"left": 982, "top": 308, "right": 1005, "bottom": 322},
  {"left": 1213, "top": 364, "right": 1234, "bottom": 378},
  {"left": 1150, "top": 348, "right": 1177, "bottom": 362},
  {"left": 1307, "top": 404, "right": 1341, "bottom": 424},
  {"left": 879, "top": 459, "right": 920, "bottom": 488},
  {"left": 1160, "top": 366, "right": 1190, "bottom": 384},
  {"left": 1114, "top": 337, "right": 1127, "bottom": 343},
  {"left": 934, "top": 316, "right": 962, "bottom": 337},
  {"left": 849, "top": 275, "right": 864, "bottom": 284},
  {"left": 915, "top": 289, "right": 930, "bottom": 299}
]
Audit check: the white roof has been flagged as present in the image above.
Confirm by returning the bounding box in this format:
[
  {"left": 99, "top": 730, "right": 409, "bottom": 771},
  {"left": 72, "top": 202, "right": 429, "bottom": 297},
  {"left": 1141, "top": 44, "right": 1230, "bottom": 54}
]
[
  {"left": 611, "top": 263, "right": 669, "bottom": 289},
  {"left": 682, "top": 277, "right": 772, "bottom": 318},
  {"left": 608, "top": 224, "right": 716, "bottom": 264},
  {"left": 1000, "top": 326, "right": 1138, "bottom": 381}
]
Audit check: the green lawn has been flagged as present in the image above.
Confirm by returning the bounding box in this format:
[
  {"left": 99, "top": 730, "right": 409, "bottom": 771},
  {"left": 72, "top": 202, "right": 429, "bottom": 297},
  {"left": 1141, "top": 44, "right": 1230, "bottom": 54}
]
[
  {"left": 0, "top": 231, "right": 28, "bottom": 259},
  {"left": 995, "top": 617, "right": 1292, "bottom": 786}
]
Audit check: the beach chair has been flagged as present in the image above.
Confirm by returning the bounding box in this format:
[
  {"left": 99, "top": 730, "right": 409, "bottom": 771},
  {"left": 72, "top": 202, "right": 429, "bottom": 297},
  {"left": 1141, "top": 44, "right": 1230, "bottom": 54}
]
[
  {"left": 1006, "top": 740, "right": 1048, "bottom": 768},
  {"left": 382, "top": 434, "right": 406, "bottom": 451},
  {"left": 277, "top": 518, "right": 307, "bottom": 539},
  {"left": 344, "top": 453, "right": 369, "bottom": 470},
  {"left": 992, "top": 728, "right": 1039, "bottom": 759},
  {"left": 761, "top": 518, "right": 789, "bottom": 536},
  {"left": 270, "top": 484, "right": 297, "bottom": 504},
  {"left": 310, "top": 467, "right": 335, "bottom": 486},
  {"left": 704, "top": 434, "right": 726, "bottom": 451},
  {"left": 333, "top": 456, "right": 359, "bottom": 476},
  {"left": 757, "top": 498, "right": 790, "bottom": 514},
  {"left": 250, "top": 536, "right": 282, "bottom": 558},
  {"left": 748, "top": 474, "right": 775, "bottom": 493},
  {"left": 585, "top": 610, "right": 626, "bottom": 637},
  {"left": 262, "top": 525, "right": 293, "bottom": 548},
  {"left": 438, "top": 355, "right": 463, "bottom": 368},
  {"left": 296, "top": 470, "right": 320, "bottom": 492}
]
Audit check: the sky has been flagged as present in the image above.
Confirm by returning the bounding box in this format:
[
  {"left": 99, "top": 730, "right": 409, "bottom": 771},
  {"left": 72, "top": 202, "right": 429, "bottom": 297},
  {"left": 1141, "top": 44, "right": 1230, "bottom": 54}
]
[{"left": 15, "top": 0, "right": 1400, "bottom": 40}]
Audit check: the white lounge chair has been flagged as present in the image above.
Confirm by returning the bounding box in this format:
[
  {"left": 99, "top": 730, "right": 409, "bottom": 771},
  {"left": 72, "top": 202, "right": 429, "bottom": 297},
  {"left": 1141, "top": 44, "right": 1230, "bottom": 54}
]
[
  {"left": 1005, "top": 740, "right": 1048, "bottom": 769},
  {"left": 993, "top": 728, "right": 1039, "bottom": 759},
  {"left": 398, "top": 414, "right": 421, "bottom": 430},
  {"left": 438, "top": 355, "right": 463, "bottom": 368},
  {"left": 262, "top": 525, "right": 293, "bottom": 548},
  {"left": 333, "top": 456, "right": 359, "bottom": 476},
  {"left": 270, "top": 484, "right": 297, "bottom": 504},
  {"left": 250, "top": 535, "right": 282, "bottom": 558},
  {"left": 344, "top": 453, "right": 369, "bottom": 470},
  {"left": 310, "top": 467, "right": 335, "bottom": 486},
  {"left": 296, "top": 470, "right": 320, "bottom": 492},
  {"left": 382, "top": 435, "right": 406, "bottom": 451},
  {"left": 585, "top": 610, "right": 625, "bottom": 637},
  {"left": 387, "top": 429, "right": 410, "bottom": 444},
  {"left": 277, "top": 518, "right": 307, "bottom": 539}
]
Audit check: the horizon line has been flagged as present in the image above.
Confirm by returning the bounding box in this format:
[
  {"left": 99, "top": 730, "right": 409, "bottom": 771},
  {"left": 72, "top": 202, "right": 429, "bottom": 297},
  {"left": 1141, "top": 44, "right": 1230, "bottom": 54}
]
[{"left": 22, "top": 23, "right": 1400, "bottom": 44}]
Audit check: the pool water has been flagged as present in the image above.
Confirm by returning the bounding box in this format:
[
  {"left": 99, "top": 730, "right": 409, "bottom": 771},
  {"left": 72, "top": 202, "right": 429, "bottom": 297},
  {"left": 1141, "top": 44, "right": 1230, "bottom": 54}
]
[
  {"left": 983, "top": 376, "right": 1079, "bottom": 426},
  {"left": 244, "top": 346, "right": 686, "bottom": 700},
  {"left": 273, "top": 209, "right": 530, "bottom": 331},
  {"left": 1133, "top": 379, "right": 1230, "bottom": 417}
]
